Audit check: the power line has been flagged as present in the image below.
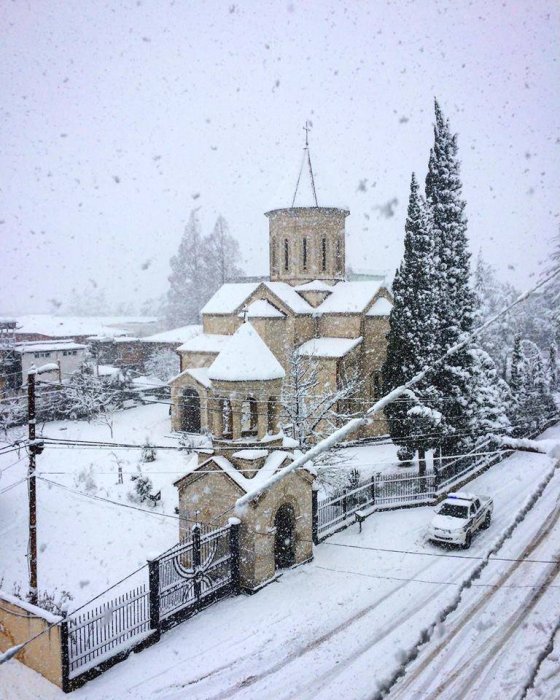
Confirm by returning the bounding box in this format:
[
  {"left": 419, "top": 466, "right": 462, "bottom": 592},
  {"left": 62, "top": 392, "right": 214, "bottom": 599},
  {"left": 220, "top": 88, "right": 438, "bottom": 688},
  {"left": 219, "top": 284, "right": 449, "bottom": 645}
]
[{"left": 322, "top": 541, "right": 560, "bottom": 565}]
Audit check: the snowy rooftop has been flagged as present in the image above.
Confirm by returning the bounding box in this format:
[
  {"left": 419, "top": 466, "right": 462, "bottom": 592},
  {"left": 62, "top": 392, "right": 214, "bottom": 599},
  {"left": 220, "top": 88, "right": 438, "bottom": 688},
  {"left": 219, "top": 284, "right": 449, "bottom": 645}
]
[
  {"left": 142, "top": 325, "right": 202, "bottom": 344},
  {"left": 185, "top": 367, "right": 212, "bottom": 388},
  {"left": 297, "top": 336, "right": 362, "bottom": 358},
  {"left": 238, "top": 300, "right": 286, "bottom": 319},
  {"left": 317, "top": 281, "right": 383, "bottom": 314},
  {"left": 207, "top": 323, "right": 285, "bottom": 382},
  {"left": 177, "top": 333, "right": 232, "bottom": 354},
  {"left": 366, "top": 297, "right": 393, "bottom": 316},
  {"left": 180, "top": 450, "right": 295, "bottom": 493},
  {"left": 15, "top": 339, "right": 88, "bottom": 353},
  {"left": 232, "top": 449, "right": 269, "bottom": 460},
  {"left": 294, "top": 280, "right": 334, "bottom": 293},
  {"left": 201, "top": 280, "right": 385, "bottom": 317},
  {"left": 14, "top": 314, "right": 157, "bottom": 338}
]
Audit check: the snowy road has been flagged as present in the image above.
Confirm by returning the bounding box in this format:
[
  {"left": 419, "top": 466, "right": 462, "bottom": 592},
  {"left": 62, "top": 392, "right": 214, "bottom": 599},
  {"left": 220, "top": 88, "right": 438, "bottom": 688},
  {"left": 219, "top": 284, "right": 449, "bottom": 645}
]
[
  {"left": 2, "top": 424, "right": 559, "bottom": 700},
  {"left": 389, "top": 461, "right": 560, "bottom": 700}
]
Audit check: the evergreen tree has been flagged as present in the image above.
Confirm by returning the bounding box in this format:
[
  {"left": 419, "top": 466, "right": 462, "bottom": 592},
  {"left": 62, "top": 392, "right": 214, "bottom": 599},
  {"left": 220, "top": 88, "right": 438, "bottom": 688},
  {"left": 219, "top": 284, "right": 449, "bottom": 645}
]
[
  {"left": 383, "top": 173, "right": 443, "bottom": 474},
  {"left": 424, "top": 99, "right": 476, "bottom": 453},
  {"left": 548, "top": 345, "right": 558, "bottom": 390},
  {"left": 165, "top": 211, "right": 244, "bottom": 329},
  {"left": 165, "top": 210, "right": 211, "bottom": 328},
  {"left": 204, "top": 215, "right": 244, "bottom": 288}
]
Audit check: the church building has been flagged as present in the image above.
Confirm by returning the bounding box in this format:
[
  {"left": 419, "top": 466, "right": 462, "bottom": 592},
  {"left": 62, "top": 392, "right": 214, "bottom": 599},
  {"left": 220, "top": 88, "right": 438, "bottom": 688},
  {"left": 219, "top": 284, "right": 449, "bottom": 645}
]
[{"left": 169, "top": 148, "right": 393, "bottom": 445}]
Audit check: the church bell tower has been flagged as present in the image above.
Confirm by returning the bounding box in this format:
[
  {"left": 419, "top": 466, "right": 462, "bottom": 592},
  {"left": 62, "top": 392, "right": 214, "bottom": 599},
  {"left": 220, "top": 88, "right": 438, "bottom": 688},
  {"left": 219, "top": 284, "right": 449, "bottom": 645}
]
[{"left": 266, "top": 125, "right": 349, "bottom": 286}]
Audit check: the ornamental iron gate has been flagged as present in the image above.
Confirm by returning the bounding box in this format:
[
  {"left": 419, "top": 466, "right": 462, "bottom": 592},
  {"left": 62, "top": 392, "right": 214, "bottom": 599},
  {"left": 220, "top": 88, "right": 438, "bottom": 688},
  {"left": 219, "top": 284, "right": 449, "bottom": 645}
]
[{"left": 150, "top": 522, "right": 240, "bottom": 632}]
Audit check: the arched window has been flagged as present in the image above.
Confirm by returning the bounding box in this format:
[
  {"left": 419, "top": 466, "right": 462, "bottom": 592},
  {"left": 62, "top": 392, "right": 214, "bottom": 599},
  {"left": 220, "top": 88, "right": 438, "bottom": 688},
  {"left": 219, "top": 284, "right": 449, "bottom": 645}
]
[
  {"left": 221, "top": 398, "right": 232, "bottom": 437},
  {"left": 321, "top": 237, "right": 327, "bottom": 272},
  {"left": 302, "top": 237, "right": 308, "bottom": 271},
  {"left": 284, "top": 238, "right": 289, "bottom": 271},
  {"left": 181, "top": 388, "right": 201, "bottom": 433},
  {"left": 241, "top": 397, "right": 258, "bottom": 435},
  {"left": 267, "top": 396, "right": 277, "bottom": 433}
]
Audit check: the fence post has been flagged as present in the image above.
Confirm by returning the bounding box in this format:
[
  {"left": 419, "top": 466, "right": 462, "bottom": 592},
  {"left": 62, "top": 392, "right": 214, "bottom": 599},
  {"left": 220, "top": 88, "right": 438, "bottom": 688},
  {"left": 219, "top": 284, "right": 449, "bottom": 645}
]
[
  {"left": 147, "top": 557, "right": 161, "bottom": 641},
  {"left": 229, "top": 519, "right": 241, "bottom": 594},
  {"left": 370, "top": 476, "right": 376, "bottom": 507},
  {"left": 311, "top": 488, "right": 318, "bottom": 545},
  {"left": 192, "top": 524, "right": 202, "bottom": 604},
  {"left": 60, "top": 615, "right": 70, "bottom": 693},
  {"left": 342, "top": 489, "right": 348, "bottom": 518}
]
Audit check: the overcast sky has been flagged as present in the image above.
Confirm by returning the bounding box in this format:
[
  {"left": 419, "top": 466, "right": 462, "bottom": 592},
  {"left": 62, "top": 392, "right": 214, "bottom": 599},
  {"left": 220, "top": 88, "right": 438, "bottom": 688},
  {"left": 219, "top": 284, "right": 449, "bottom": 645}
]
[{"left": 1, "top": 0, "right": 558, "bottom": 315}]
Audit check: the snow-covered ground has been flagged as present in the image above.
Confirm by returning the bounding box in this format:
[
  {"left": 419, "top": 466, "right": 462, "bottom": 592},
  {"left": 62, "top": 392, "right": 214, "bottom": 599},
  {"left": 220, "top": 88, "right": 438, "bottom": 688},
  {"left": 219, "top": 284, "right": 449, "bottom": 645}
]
[
  {"left": 2, "top": 416, "right": 558, "bottom": 699},
  {"left": 0, "top": 404, "right": 403, "bottom": 607}
]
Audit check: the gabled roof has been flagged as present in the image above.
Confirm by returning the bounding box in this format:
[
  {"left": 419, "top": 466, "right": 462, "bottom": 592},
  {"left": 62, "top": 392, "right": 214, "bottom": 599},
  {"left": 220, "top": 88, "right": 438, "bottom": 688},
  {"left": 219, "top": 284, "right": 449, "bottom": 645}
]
[
  {"left": 297, "top": 336, "right": 362, "bottom": 358},
  {"left": 177, "top": 334, "right": 231, "bottom": 354},
  {"left": 142, "top": 325, "right": 202, "bottom": 343},
  {"left": 366, "top": 297, "right": 393, "bottom": 317},
  {"left": 201, "top": 282, "right": 260, "bottom": 315},
  {"left": 263, "top": 282, "right": 314, "bottom": 314},
  {"left": 238, "top": 300, "right": 286, "bottom": 319},
  {"left": 294, "top": 280, "right": 334, "bottom": 293},
  {"left": 175, "top": 450, "right": 295, "bottom": 494},
  {"left": 317, "top": 281, "right": 383, "bottom": 313},
  {"left": 207, "top": 322, "right": 285, "bottom": 382}
]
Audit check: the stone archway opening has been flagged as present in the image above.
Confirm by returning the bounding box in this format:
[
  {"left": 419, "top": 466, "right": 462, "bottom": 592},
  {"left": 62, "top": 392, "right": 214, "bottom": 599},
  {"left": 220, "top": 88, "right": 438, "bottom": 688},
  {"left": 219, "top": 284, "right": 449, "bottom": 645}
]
[
  {"left": 241, "top": 396, "right": 258, "bottom": 437},
  {"left": 181, "top": 388, "right": 201, "bottom": 433},
  {"left": 274, "top": 503, "right": 296, "bottom": 570}
]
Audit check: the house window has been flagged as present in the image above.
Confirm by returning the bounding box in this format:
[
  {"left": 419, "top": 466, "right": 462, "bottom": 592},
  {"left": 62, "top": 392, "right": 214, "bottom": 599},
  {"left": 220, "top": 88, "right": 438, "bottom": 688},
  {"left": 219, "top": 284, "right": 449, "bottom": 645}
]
[
  {"left": 321, "top": 237, "right": 327, "bottom": 271},
  {"left": 241, "top": 397, "right": 258, "bottom": 435},
  {"left": 34, "top": 351, "right": 51, "bottom": 358},
  {"left": 302, "top": 237, "right": 308, "bottom": 270},
  {"left": 63, "top": 350, "right": 77, "bottom": 356},
  {"left": 284, "top": 239, "right": 289, "bottom": 271}
]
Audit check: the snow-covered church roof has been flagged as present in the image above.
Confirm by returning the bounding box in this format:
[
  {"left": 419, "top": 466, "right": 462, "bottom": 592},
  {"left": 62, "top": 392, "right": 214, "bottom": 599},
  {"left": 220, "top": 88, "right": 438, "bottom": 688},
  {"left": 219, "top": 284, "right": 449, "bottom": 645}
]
[
  {"left": 366, "top": 297, "right": 393, "bottom": 316},
  {"left": 207, "top": 322, "right": 285, "bottom": 382},
  {"left": 238, "top": 299, "right": 286, "bottom": 319}
]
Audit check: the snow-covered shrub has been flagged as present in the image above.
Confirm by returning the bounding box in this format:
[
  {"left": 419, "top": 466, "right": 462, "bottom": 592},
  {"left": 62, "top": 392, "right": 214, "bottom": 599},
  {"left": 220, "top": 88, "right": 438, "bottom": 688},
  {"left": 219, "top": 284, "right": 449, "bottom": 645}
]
[
  {"left": 129, "top": 471, "right": 159, "bottom": 506},
  {"left": 141, "top": 439, "right": 157, "bottom": 462},
  {"left": 74, "top": 464, "right": 97, "bottom": 495},
  {"left": 397, "top": 446, "right": 414, "bottom": 463},
  {"left": 11, "top": 582, "right": 73, "bottom": 616}
]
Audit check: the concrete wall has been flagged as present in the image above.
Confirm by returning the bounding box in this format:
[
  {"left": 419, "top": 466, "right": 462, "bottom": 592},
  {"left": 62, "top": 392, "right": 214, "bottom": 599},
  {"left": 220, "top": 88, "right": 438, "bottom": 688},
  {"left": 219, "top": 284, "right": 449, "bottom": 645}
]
[
  {"left": 20, "top": 348, "right": 86, "bottom": 383},
  {"left": 0, "top": 592, "right": 63, "bottom": 688}
]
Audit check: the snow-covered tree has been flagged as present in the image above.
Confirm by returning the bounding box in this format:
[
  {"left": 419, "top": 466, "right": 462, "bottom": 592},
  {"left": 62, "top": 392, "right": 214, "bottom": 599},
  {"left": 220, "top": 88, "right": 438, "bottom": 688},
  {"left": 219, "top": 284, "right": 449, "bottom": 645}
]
[
  {"left": 144, "top": 349, "right": 180, "bottom": 382},
  {"left": 204, "top": 215, "right": 244, "bottom": 288},
  {"left": 165, "top": 210, "right": 209, "bottom": 327},
  {"left": 165, "top": 211, "right": 244, "bottom": 329},
  {"left": 467, "top": 347, "right": 511, "bottom": 443},
  {"left": 281, "top": 349, "right": 362, "bottom": 450},
  {"left": 548, "top": 345, "right": 558, "bottom": 391},
  {"left": 424, "top": 99, "right": 477, "bottom": 454},
  {"left": 383, "top": 172, "right": 443, "bottom": 474}
]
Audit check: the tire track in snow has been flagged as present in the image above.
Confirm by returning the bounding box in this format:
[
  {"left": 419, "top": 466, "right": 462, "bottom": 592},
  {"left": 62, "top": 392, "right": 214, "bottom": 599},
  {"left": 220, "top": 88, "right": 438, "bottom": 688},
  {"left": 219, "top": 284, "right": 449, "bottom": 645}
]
[
  {"left": 387, "top": 471, "right": 560, "bottom": 699},
  {"left": 190, "top": 557, "right": 444, "bottom": 700}
]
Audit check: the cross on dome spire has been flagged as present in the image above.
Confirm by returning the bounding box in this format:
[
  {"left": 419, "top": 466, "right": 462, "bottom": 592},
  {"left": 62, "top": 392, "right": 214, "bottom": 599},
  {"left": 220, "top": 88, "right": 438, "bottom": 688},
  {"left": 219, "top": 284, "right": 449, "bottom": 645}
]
[{"left": 291, "top": 121, "right": 319, "bottom": 208}]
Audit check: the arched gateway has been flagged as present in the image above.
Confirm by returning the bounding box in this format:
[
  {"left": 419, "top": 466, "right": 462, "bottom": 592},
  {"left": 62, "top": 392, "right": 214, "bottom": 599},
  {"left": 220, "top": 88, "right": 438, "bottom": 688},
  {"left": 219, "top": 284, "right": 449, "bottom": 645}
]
[
  {"left": 181, "top": 388, "right": 201, "bottom": 433},
  {"left": 274, "top": 503, "right": 296, "bottom": 569}
]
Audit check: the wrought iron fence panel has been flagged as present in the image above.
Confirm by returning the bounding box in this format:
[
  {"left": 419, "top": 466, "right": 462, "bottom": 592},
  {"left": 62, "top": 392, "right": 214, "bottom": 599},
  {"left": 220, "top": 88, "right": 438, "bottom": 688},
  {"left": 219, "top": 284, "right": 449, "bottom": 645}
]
[
  {"left": 67, "top": 584, "right": 150, "bottom": 678},
  {"left": 157, "top": 524, "right": 234, "bottom": 625}
]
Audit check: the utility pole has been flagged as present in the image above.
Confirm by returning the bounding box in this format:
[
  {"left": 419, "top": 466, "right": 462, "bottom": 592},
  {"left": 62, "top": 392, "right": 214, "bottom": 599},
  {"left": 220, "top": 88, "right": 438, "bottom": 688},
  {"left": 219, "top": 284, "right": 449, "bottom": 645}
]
[
  {"left": 27, "top": 366, "right": 46, "bottom": 605},
  {"left": 27, "top": 368, "right": 38, "bottom": 605}
]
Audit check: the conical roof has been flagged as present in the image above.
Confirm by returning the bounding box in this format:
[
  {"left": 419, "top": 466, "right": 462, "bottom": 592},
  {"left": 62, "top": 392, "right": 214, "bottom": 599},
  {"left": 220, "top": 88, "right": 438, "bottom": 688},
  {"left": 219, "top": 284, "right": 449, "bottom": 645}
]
[{"left": 207, "top": 322, "right": 285, "bottom": 382}]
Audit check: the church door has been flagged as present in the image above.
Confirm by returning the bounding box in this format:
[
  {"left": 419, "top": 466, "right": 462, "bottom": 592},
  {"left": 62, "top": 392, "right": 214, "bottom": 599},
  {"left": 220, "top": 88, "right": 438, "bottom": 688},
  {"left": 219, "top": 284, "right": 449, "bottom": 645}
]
[
  {"left": 181, "top": 388, "right": 201, "bottom": 433},
  {"left": 274, "top": 504, "right": 296, "bottom": 569}
]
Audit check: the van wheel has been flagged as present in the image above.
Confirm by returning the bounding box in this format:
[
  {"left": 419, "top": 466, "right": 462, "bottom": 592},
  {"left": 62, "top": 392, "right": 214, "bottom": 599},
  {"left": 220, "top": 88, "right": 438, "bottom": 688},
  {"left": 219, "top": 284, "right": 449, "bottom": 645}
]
[
  {"left": 482, "top": 512, "right": 491, "bottom": 529},
  {"left": 462, "top": 532, "right": 472, "bottom": 549}
]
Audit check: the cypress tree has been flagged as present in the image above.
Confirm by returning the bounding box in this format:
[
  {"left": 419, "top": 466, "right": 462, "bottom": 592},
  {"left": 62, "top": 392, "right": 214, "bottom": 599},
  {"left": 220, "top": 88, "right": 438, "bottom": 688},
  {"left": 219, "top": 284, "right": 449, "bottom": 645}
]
[
  {"left": 425, "top": 99, "right": 476, "bottom": 453},
  {"left": 383, "top": 173, "right": 443, "bottom": 474}
]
